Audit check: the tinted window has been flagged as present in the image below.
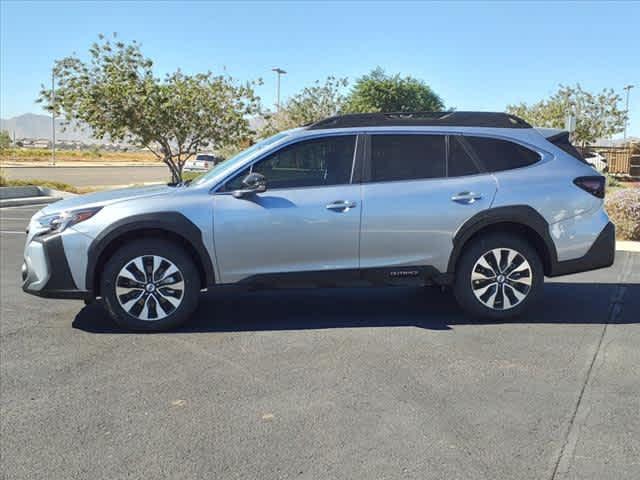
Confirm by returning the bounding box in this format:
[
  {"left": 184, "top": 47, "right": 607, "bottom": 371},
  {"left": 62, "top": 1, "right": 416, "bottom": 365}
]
[
  {"left": 370, "top": 134, "right": 446, "bottom": 182},
  {"left": 449, "top": 136, "right": 480, "bottom": 177},
  {"left": 225, "top": 135, "right": 355, "bottom": 190},
  {"left": 464, "top": 136, "right": 540, "bottom": 172}
]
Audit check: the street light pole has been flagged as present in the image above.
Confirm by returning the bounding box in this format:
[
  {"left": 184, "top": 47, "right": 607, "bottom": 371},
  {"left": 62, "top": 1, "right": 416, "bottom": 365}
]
[
  {"left": 51, "top": 70, "right": 56, "bottom": 166},
  {"left": 271, "top": 67, "right": 287, "bottom": 112},
  {"left": 623, "top": 84, "right": 634, "bottom": 140}
]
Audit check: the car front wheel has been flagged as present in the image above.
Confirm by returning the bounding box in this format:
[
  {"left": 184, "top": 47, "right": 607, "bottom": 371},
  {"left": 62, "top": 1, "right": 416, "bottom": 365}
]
[{"left": 101, "top": 239, "right": 201, "bottom": 331}]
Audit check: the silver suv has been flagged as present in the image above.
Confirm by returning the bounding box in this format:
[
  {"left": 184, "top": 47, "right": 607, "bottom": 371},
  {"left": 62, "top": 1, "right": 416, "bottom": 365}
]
[{"left": 22, "top": 112, "right": 615, "bottom": 331}]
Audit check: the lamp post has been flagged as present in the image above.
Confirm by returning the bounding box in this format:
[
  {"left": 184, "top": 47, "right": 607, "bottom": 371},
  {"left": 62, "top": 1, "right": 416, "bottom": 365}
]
[
  {"left": 51, "top": 70, "right": 56, "bottom": 166},
  {"left": 272, "top": 67, "right": 287, "bottom": 112},
  {"left": 623, "top": 84, "right": 634, "bottom": 140}
]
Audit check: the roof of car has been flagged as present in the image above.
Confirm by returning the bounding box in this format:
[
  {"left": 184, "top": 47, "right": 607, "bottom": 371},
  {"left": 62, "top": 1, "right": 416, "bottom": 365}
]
[{"left": 307, "top": 111, "right": 532, "bottom": 130}]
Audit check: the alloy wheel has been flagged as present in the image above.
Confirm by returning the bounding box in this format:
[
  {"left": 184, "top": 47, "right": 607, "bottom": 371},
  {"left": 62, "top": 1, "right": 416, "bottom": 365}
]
[
  {"left": 470, "top": 248, "right": 532, "bottom": 310},
  {"left": 115, "top": 255, "right": 184, "bottom": 321}
]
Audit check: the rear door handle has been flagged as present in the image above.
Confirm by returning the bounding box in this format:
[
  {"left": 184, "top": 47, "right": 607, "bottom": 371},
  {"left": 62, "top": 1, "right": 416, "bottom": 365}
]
[
  {"left": 326, "top": 200, "right": 357, "bottom": 212},
  {"left": 451, "top": 191, "right": 483, "bottom": 204}
]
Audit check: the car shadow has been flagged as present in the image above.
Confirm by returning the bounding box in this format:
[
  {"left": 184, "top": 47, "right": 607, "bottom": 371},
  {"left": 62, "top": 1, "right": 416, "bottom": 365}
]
[{"left": 72, "top": 281, "right": 640, "bottom": 334}]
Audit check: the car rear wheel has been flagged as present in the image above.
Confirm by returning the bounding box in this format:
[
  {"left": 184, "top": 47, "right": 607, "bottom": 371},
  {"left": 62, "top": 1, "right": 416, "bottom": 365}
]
[
  {"left": 453, "top": 233, "right": 543, "bottom": 319},
  {"left": 101, "top": 239, "right": 200, "bottom": 331}
]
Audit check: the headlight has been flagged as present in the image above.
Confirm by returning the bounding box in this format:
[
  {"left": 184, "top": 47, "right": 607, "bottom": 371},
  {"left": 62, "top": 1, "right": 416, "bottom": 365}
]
[{"left": 38, "top": 207, "right": 102, "bottom": 233}]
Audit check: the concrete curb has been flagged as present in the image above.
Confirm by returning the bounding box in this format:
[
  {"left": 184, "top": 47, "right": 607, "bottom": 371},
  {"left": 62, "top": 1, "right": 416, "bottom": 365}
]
[
  {"left": 0, "top": 186, "right": 41, "bottom": 199},
  {"left": 0, "top": 196, "right": 62, "bottom": 208},
  {"left": 616, "top": 241, "right": 640, "bottom": 252},
  {"left": 0, "top": 186, "right": 76, "bottom": 208}
]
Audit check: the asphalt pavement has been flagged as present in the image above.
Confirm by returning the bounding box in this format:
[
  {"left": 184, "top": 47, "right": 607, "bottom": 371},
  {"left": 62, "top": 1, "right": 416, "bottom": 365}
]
[
  {"left": 2, "top": 166, "right": 169, "bottom": 187},
  {"left": 1, "top": 204, "right": 639, "bottom": 480}
]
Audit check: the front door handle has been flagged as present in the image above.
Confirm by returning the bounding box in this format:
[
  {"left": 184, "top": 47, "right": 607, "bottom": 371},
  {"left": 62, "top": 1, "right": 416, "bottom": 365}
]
[
  {"left": 326, "top": 200, "right": 357, "bottom": 212},
  {"left": 451, "top": 191, "right": 483, "bottom": 204}
]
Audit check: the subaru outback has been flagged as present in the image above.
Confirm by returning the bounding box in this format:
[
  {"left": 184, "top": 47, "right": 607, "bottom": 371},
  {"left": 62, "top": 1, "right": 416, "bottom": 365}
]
[{"left": 22, "top": 112, "right": 615, "bottom": 331}]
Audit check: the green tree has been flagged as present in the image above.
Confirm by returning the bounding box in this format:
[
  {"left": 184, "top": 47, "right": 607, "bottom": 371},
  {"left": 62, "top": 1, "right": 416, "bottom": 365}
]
[
  {"left": 0, "top": 130, "right": 11, "bottom": 151},
  {"left": 38, "top": 34, "right": 260, "bottom": 182},
  {"left": 506, "top": 84, "right": 627, "bottom": 147},
  {"left": 261, "top": 76, "right": 348, "bottom": 136},
  {"left": 343, "top": 67, "right": 444, "bottom": 113}
]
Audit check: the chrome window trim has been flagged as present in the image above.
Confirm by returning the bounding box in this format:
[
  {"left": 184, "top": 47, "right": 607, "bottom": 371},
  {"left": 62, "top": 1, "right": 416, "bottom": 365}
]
[{"left": 207, "top": 128, "right": 553, "bottom": 193}]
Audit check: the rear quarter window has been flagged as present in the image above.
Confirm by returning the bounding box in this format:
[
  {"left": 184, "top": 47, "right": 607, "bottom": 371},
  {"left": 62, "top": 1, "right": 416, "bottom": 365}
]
[{"left": 463, "top": 136, "right": 540, "bottom": 172}]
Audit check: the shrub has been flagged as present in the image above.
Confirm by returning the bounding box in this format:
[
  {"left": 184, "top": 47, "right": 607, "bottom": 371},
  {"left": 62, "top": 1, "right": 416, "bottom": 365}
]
[{"left": 605, "top": 188, "right": 640, "bottom": 240}]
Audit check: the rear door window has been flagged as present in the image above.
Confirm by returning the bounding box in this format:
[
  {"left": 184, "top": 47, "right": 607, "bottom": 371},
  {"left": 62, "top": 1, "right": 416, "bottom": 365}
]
[
  {"left": 369, "top": 134, "right": 446, "bottom": 182},
  {"left": 449, "top": 136, "right": 481, "bottom": 177},
  {"left": 463, "top": 136, "right": 540, "bottom": 172}
]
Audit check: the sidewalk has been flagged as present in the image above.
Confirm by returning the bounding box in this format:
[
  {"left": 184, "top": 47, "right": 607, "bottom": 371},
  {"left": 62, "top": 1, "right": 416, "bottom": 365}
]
[{"left": 616, "top": 240, "right": 640, "bottom": 252}]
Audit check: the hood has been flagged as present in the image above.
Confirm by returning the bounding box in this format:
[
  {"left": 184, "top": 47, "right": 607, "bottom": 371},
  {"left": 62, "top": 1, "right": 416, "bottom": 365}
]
[{"left": 40, "top": 184, "right": 177, "bottom": 215}]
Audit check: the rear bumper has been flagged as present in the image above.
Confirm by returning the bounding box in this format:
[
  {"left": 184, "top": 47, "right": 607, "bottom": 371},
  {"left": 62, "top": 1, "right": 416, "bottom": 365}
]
[
  {"left": 549, "top": 221, "right": 615, "bottom": 277},
  {"left": 22, "top": 233, "right": 92, "bottom": 300}
]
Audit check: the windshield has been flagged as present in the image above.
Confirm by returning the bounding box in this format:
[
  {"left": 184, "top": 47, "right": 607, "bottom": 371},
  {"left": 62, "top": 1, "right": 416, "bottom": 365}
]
[{"left": 190, "top": 131, "right": 291, "bottom": 186}]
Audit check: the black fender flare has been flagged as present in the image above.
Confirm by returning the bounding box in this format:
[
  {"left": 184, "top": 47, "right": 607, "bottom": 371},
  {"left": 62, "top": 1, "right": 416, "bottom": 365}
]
[
  {"left": 447, "top": 205, "right": 558, "bottom": 274},
  {"left": 86, "top": 212, "right": 215, "bottom": 292}
]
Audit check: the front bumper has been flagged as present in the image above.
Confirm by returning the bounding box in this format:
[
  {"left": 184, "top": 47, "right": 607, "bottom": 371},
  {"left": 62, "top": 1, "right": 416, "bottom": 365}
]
[
  {"left": 22, "top": 233, "right": 91, "bottom": 300},
  {"left": 549, "top": 221, "right": 616, "bottom": 277}
]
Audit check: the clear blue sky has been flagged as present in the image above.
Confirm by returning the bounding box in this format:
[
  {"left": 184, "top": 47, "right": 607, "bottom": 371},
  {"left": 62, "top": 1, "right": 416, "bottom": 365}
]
[{"left": 1, "top": 0, "right": 639, "bottom": 136}]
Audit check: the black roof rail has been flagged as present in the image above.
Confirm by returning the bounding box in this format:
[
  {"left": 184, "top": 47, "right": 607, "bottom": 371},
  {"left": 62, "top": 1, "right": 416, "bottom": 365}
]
[{"left": 307, "top": 111, "right": 532, "bottom": 130}]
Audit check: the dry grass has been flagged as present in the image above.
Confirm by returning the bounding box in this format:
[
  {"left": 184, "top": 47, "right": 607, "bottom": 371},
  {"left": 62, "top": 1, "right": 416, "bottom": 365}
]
[
  {"left": 0, "top": 148, "right": 160, "bottom": 164},
  {"left": 0, "top": 174, "right": 79, "bottom": 193}
]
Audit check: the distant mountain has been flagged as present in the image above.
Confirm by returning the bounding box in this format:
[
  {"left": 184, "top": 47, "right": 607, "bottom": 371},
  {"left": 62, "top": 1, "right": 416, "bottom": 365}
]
[{"left": 0, "top": 113, "right": 95, "bottom": 142}]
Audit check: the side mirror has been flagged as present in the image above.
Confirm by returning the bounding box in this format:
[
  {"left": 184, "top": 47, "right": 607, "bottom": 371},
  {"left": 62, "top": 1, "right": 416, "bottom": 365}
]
[{"left": 232, "top": 172, "right": 267, "bottom": 198}]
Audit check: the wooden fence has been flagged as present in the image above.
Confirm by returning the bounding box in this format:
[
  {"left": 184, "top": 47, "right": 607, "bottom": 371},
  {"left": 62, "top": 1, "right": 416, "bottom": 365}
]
[{"left": 579, "top": 146, "right": 634, "bottom": 175}]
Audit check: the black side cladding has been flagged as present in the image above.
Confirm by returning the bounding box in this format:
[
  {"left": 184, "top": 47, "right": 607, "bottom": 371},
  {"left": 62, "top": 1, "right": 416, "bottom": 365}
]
[
  {"left": 447, "top": 205, "right": 558, "bottom": 274},
  {"left": 549, "top": 222, "right": 615, "bottom": 276},
  {"left": 86, "top": 212, "right": 215, "bottom": 292}
]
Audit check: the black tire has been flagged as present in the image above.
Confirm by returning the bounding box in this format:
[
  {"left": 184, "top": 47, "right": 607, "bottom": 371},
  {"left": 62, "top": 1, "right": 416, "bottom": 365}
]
[
  {"left": 453, "top": 233, "right": 543, "bottom": 320},
  {"left": 100, "top": 239, "right": 201, "bottom": 331}
]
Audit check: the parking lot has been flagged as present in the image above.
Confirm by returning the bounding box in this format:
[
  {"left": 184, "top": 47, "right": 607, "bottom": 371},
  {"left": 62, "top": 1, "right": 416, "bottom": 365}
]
[{"left": 1, "top": 204, "right": 639, "bottom": 479}]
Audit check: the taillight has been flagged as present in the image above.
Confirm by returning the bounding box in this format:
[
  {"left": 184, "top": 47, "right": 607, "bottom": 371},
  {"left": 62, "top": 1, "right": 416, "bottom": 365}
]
[{"left": 573, "top": 176, "right": 605, "bottom": 198}]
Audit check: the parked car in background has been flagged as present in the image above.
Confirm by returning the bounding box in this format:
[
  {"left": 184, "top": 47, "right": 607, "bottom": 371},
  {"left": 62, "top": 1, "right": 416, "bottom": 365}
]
[
  {"left": 22, "top": 112, "right": 615, "bottom": 331},
  {"left": 183, "top": 153, "right": 223, "bottom": 172},
  {"left": 583, "top": 150, "right": 608, "bottom": 173}
]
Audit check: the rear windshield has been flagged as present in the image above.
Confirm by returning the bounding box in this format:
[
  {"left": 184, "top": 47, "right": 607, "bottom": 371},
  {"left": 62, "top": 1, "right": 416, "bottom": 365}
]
[{"left": 548, "top": 132, "right": 585, "bottom": 162}]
